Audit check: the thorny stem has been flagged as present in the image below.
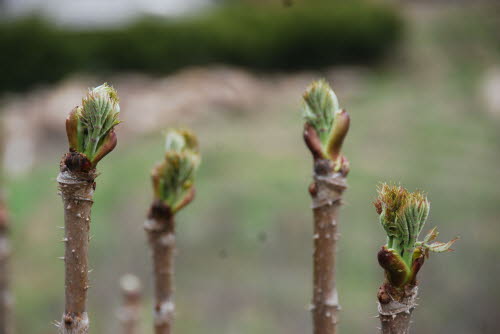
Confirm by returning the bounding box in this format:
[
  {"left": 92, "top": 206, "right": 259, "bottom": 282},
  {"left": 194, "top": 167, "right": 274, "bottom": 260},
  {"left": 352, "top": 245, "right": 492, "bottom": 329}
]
[
  {"left": 0, "top": 197, "right": 12, "bottom": 334},
  {"left": 145, "top": 201, "right": 176, "bottom": 334},
  {"left": 0, "top": 115, "right": 13, "bottom": 334},
  {"left": 374, "top": 184, "right": 456, "bottom": 333},
  {"left": 377, "top": 283, "right": 417, "bottom": 334},
  {"left": 303, "top": 79, "right": 349, "bottom": 334},
  {"left": 57, "top": 155, "right": 96, "bottom": 334},
  {"left": 118, "top": 274, "right": 142, "bottom": 334},
  {"left": 309, "top": 159, "right": 347, "bottom": 334}
]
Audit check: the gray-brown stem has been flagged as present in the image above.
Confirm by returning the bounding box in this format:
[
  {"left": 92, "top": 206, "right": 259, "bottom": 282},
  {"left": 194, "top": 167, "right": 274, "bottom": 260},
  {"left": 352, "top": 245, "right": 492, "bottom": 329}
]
[
  {"left": 377, "top": 283, "right": 417, "bottom": 334},
  {"left": 0, "top": 198, "right": 12, "bottom": 334},
  {"left": 145, "top": 201, "right": 175, "bottom": 334},
  {"left": 57, "top": 165, "right": 95, "bottom": 334},
  {"left": 118, "top": 275, "right": 142, "bottom": 334},
  {"left": 0, "top": 116, "right": 12, "bottom": 334},
  {"left": 310, "top": 159, "right": 347, "bottom": 334}
]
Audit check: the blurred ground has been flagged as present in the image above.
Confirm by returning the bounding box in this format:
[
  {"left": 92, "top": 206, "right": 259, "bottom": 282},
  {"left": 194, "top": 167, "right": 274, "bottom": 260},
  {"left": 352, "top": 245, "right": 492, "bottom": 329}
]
[{"left": 2, "top": 3, "right": 500, "bottom": 334}]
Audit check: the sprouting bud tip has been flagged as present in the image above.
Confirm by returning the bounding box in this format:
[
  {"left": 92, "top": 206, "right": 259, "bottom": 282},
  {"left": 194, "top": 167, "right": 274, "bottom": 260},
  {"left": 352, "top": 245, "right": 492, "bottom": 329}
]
[
  {"left": 375, "top": 184, "right": 456, "bottom": 287},
  {"left": 65, "top": 83, "right": 121, "bottom": 168},
  {"left": 152, "top": 129, "right": 201, "bottom": 213},
  {"left": 85, "top": 83, "right": 120, "bottom": 107},
  {"left": 164, "top": 128, "right": 199, "bottom": 153},
  {"left": 374, "top": 183, "right": 410, "bottom": 224},
  {"left": 301, "top": 79, "right": 348, "bottom": 162}
]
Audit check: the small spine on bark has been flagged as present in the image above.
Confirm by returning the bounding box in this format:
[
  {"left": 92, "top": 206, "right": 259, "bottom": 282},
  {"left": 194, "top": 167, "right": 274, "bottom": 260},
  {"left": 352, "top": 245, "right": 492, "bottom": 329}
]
[
  {"left": 145, "top": 129, "right": 200, "bottom": 334},
  {"left": 373, "top": 184, "right": 458, "bottom": 334},
  {"left": 118, "top": 274, "right": 142, "bottom": 334},
  {"left": 302, "top": 79, "right": 350, "bottom": 334},
  {"left": 57, "top": 83, "right": 121, "bottom": 334}
]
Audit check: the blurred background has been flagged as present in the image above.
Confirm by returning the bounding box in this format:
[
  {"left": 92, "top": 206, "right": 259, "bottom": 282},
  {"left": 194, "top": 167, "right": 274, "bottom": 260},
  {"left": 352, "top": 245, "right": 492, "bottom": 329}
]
[{"left": 0, "top": 0, "right": 499, "bottom": 333}]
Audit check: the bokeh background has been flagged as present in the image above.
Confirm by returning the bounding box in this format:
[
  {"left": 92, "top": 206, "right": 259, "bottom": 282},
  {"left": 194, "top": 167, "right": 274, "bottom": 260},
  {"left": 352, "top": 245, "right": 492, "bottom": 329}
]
[{"left": 1, "top": 0, "right": 500, "bottom": 333}]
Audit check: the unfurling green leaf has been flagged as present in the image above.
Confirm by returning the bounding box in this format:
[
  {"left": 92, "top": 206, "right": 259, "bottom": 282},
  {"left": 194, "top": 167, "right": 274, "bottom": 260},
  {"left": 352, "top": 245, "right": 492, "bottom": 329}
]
[
  {"left": 422, "top": 226, "right": 439, "bottom": 244},
  {"left": 426, "top": 237, "right": 459, "bottom": 253}
]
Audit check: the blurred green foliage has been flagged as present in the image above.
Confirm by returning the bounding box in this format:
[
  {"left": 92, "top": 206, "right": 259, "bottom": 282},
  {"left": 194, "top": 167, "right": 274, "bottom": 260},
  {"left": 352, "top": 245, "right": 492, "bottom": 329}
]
[{"left": 0, "top": 0, "right": 402, "bottom": 93}]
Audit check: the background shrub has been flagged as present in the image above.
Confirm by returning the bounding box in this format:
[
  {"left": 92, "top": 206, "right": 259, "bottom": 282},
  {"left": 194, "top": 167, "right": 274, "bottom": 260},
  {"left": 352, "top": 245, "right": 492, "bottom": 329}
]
[{"left": 0, "top": 0, "right": 403, "bottom": 93}]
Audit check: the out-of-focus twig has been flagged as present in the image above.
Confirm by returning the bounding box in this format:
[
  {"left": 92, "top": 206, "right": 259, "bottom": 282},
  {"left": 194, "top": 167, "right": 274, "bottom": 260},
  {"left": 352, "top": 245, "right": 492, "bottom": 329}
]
[{"left": 118, "top": 274, "right": 142, "bottom": 334}]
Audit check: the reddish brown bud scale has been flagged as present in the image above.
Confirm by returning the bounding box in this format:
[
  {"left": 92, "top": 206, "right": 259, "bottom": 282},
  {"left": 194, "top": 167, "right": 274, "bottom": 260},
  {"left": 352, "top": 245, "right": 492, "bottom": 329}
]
[
  {"left": 373, "top": 199, "right": 383, "bottom": 215},
  {"left": 148, "top": 200, "right": 173, "bottom": 224},
  {"left": 173, "top": 188, "right": 195, "bottom": 213},
  {"left": 91, "top": 129, "right": 118, "bottom": 167},
  {"left": 303, "top": 123, "right": 325, "bottom": 160},
  {"left": 62, "top": 152, "right": 93, "bottom": 174},
  {"left": 0, "top": 204, "right": 7, "bottom": 232},
  {"left": 377, "top": 246, "right": 411, "bottom": 287},
  {"left": 326, "top": 109, "right": 350, "bottom": 161},
  {"left": 66, "top": 107, "right": 80, "bottom": 152}
]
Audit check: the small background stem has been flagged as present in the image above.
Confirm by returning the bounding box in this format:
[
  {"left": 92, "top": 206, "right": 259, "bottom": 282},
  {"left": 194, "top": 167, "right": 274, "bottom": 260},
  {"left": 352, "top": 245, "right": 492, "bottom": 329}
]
[
  {"left": 118, "top": 274, "right": 142, "bottom": 334},
  {"left": 145, "top": 201, "right": 176, "bottom": 334},
  {"left": 0, "top": 197, "right": 12, "bottom": 334}
]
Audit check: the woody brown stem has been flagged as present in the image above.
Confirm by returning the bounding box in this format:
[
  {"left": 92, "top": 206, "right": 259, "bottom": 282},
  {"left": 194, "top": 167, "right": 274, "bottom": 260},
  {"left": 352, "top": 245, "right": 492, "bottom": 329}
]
[
  {"left": 0, "top": 197, "right": 12, "bottom": 334},
  {"left": 310, "top": 158, "right": 347, "bottom": 334},
  {"left": 118, "top": 275, "right": 142, "bottom": 334},
  {"left": 57, "top": 154, "right": 96, "bottom": 334},
  {"left": 377, "top": 282, "right": 417, "bottom": 334},
  {"left": 145, "top": 201, "right": 175, "bottom": 334}
]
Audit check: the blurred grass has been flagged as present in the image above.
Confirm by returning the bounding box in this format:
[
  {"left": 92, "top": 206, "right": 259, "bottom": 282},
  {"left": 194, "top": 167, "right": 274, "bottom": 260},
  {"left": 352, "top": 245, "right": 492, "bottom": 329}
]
[{"left": 5, "top": 4, "right": 500, "bottom": 334}]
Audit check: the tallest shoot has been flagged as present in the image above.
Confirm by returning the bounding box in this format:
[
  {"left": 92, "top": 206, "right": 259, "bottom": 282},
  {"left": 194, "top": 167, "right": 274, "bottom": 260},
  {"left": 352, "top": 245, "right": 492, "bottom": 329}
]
[
  {"left": 302, "top": 80, "right": 350, "bottom": 334},
  {"left": 57, "top": 83, "right": 120, "bottom": 334}
]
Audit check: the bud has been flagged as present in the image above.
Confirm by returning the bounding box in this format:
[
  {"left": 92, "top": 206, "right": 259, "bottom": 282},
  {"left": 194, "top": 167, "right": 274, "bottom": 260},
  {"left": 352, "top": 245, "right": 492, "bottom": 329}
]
[
  {"left": 302, "top": 79, "right": 349, "bottom": 166},
  {"left": 374, "top": 183, "right": 410, "bottom": 246},
  {"left": 152, "top": 129, "right": 200, "bottom": 213},
  {"left": 65, "top": 83, "right": 121, "bottom": 168},
  {"left": 375, "top": 184, "right": 457, "bottom": 287}
]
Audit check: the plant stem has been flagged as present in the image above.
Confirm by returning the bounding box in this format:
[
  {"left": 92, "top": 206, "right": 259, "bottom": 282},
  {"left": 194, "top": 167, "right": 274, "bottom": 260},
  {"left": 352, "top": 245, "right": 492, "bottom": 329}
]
[
  {"left": 0, "top": 197, "right": 12, "bottom": 334},
  {"left": 377, "top": 283, "right": 417, "bottom": 334},
  {"left": 57, "top": 160, "right": 96, "bottom": 334},
  {"left": 145, "top": 201, "right": 176, "bottom": 334},
  {"left": 309, "top": 159, "right": 347, "bottom": 334},
  {"left": 118, "top": 274, "right": 142, "bottom": 334}
]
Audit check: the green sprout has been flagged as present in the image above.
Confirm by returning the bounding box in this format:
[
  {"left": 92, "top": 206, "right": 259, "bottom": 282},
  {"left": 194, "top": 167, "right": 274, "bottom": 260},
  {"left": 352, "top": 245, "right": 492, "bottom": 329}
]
[
  {"left": 374, "top": 184, "right": 458, "bottom": 287},
  {"left": 302, "top": 79, "right": 350, "bottom": 164},
  {"left": 152, "top": 129, "right": 201, "bottom": 213},
  {"left": 66, "top": 83, "right": 121, "bottom": 167}
]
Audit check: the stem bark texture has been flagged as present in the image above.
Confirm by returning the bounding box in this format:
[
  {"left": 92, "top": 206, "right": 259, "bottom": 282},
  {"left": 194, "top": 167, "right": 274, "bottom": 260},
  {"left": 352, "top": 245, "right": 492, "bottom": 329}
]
[
  {"left": 310, "top": 159, "right": 347, "bottom": 334},
  {"left": 57, "top": 162, "right": 95, "bottom": 334},
  {"left": 119, "top": 276, "right": 142, "bottom": 334},
  {"left": 377, "top": 283, "right": 417, "bottom": 334},
  {"left": 145, "top": 201, "right": 175, "bottom": 334},
  {"left": 0, "top": 199, "right": 12, "bottom": 334}
]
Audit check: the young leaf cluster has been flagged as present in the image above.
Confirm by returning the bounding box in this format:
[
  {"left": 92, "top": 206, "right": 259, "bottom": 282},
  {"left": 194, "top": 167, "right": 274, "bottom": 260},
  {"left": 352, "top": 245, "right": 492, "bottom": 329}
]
[
  {"left": 374, "top": 184, "right": 457, "bottom": 287},
  {"left": 152, "top": 129, "right": 201, "bottom": 213},
  {"left": 66, "top": 83, "right": 121, "bottom": 167},
  {"left": 301, "top": 79, "right": 350, "bottom": 164}
]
